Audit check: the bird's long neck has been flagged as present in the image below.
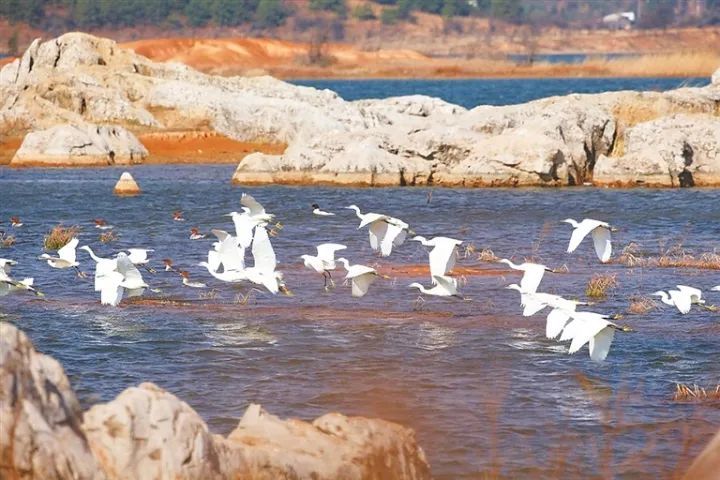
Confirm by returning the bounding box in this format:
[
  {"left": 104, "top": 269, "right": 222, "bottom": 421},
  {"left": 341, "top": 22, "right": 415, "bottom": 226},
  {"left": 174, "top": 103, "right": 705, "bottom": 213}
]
[
  {"left": 84, "top": 247, "right": 102, "bottom": 262},
  {"left": 658, "top": 292, "right": 672, "bottom": 305},
  {"left": 415, "top": 236, "right": 429, "bottom": 246},
  {"left": 337, "top": 258, "right": 350, "bottom": 270},
  {"left": 349, "top": 206, "right": 362, "bottom": 219},
  {"left": 567, "top": 219, "right": 579, "bottom": 228}
]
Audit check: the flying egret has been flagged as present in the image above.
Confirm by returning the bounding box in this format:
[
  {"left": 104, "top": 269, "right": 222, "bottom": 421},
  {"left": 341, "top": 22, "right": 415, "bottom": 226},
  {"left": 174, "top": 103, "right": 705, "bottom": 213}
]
[
  {"left": 558, "top": 310, "right": 633, "bottom": 362},
  {"left": 562, "top": 218, "right": 616, "bottom": 263},
  {"left": 412, "top": 235, "right": 463, "bottom": 283},
  {"left": 116, "top": 252, "right": 148, "bottom": 298},
  {"left": 94, "top": 219, "right": 114, "bottom": 230},
  {"left": 241, "top": 193, "right": 275, "bottom": 224},
  {"left": 245, "top": 225, "right": 289, "bottom": 295},
  {"left": 189, "top": 227, "right": 207, "bottom": 240},
  {"left": 409, "top": 275, "right": 462, "bottom": 298},
  {"left": 211, "top": 229, "right": 246, "bottom": 273},
  {"left": 337, "top": 257, "right": 381, "bottom": 298},
  {"left": 346, "top": 205, "right": 412, "bottom": 257},
  {"left": 10, "top": 216, "right": 23, "bottom": 228},
  {"left": 126, "top": 248, "right": 156, "bottom": 274},
  {"left": 499, "top": 259, "right": 553, "bottom": 294},
  {"left": 179, "top": 271, "right": 207, "bottom": 288},
  {"left": 505, "top": 284, "right": 584, "bottom": 339},
  {"left": 312, "top": 203, "right": 335, "bottom": 216},
  {"left": 0, "top": 259, "right": 42, "bottom": 297},
  {"left": 653, "top": 285, "right": 706, "bottom": 314},
  {"left": 173, "top": 211, "right": 185, "bottom": 221},
  {"left": 301, "top": 243, "right": 347, "bottom": 287},
  {"left": 39, "top": 238, "right": 84, "bottom": 276},
  {"left": 226, "top": 211, "right": 259, "bottom": 249},
  {"left": 80, "top": 246, "right": 118, "bottom": 292}
]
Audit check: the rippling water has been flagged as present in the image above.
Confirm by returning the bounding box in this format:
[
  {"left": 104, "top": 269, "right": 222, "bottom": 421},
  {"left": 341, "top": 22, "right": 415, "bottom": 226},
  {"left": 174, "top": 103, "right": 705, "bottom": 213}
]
[
  {"left": 293, "top": 77, "right": 709, "bottom": 107},
  {"left": 1, "top": 166, "right": 719, "bottom": 478}
]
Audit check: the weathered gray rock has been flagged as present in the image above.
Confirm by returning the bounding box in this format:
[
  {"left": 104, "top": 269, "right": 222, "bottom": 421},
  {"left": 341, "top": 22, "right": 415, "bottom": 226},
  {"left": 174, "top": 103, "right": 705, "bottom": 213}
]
[
  {"left": 1, "top": 322, "right": 432, "bottom": 480},
  {"left": 594, "top": 114, "right": 720, "bottom": 187},
  {"left": 11, "top": 124, "right": 147, "bottom": 167},
  {"left": 0, "top": 322, "right": 103, "bottom": 480},
  {"left": 712, "top": 66, "right": 720, "bottom": 86}
]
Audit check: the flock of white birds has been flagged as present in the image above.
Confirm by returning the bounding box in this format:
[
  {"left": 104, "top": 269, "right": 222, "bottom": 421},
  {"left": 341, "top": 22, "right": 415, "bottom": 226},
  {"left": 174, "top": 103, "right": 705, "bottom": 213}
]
[{"left": 2, "top": 194, "right": 718, "bottom": 363}]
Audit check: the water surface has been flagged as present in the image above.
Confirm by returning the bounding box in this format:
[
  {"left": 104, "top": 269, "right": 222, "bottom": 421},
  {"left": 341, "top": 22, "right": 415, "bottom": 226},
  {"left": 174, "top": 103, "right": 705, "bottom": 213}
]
[{"left": 1, "top": 166, "right": 719, "bottom": 478}]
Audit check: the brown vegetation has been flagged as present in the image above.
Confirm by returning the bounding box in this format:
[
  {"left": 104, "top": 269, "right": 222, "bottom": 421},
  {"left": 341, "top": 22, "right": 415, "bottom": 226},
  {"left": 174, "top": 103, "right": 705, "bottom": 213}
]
[
  {"left": 99, "top": 231, "right": 118, "bottom": 244},
  {"left": 628, "top": 296, "right": 657, "bottom": 315},
  {"left": 618, "top": 243, "right": 720, "bottom": 270},
  {"left": 673, "top": 384, "right": 720, "bottom": 403},
  {"left": 0, "top": 232, "right": 16, "bottom": 248},
  {"left": 586, "top": 273, "right": 617, "bottom": 299},
  {"left": 43, "top": 225, "right": 79, "bottom": 251}
]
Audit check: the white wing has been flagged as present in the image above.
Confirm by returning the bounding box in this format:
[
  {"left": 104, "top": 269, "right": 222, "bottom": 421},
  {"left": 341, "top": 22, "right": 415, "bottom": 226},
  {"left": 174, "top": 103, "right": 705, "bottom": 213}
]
[
  {"left": 368, "top": 221, "right": 388, "bottom": 252},
  {"left": 231, "top": 213, "right": 256, "bottom": 249},
  {"left": 546, "top": 308, "right": 572, "bottom": 339},
  {"left": 676, "top": 285, "right": 702, "bottom": 302},
  {"left": 392, "top": 227, "right": 407, "bottom": 247},
  {"left": 58, "top": 238, "right": 79, "bottom": 263},
  {"left": 522, "top": 294, "right": 547, "bottom": 316},
  {"left": 207, "top": 249, "right": 222, "bottom": 272},
  {"left": 217, "top": 235, "right": 245, "bottom": 272},
  {"left": 251, "top": 226, "right": 276, "bottom": 273},
  {"left": 433, "top": 275, "right": 458, "bottom": 295},
  {"left": 380, "top": 223, "right": 405, "bottom": 257},
  {"left": 94, "top": 258, "right": 118, "bottom": 292},
  {"left": 316, "top": 243, "right": 347, "bottom": 264},
  {"left": 116, "top": 254, "right": 147, "bottom": 289},
  {"left": 519, "top": 265, "right": 546, "bottom": 294},
  {"left": 211, "top": 229, "right": 230, "bottom": 241},
  {"left": 99, "top": 270, "right": 124, "bottom": 306},
  {"left": 351, "top": 272, "right": 376, "bottom": 297},
  {"left": 588, "top": 327, "right": 615, "bottom": 362},
  {"left": 241, "top": 193, "right": 266, "bottom": 217},
  {"left": 669, "top": 289, "right": 692, "bottom": 314},
  {"left": 358, "top": 213, "right": 389, "bottom": 229},
  {"left": 428, "top": 242, "right": 457, "bottom": 279},
  {"left": 712, "top": 286, "right": 720, "bottom": 291},
  {"left": 127, "top": 248, "right": 151, "bottom": 264},
  {"left": 591, "top": 227, "right": 612, "bottom": 263}
]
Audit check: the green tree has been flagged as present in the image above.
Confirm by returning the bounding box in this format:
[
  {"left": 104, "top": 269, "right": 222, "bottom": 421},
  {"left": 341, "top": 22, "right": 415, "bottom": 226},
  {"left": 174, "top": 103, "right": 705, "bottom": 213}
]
[
  {"left": 185, "top": 0, "right": 212, "bottom": 26},
  {"left": 415, "top": 0, "right": 443, "bottom": 14},
  {"left": 255, "top": 0, "right": 288, "bottom": 28},
  {"left": 352, "top": 3, "right": 376, "bottom": 20},
  {"left": 441, "top": 0, "right": 471, "bottom": 17},
  {"left": 73, "top": 0, "right": 102, "bottom": 27},
  {"left": 490, "top": 0, "right": 523, "bottom": 22},
  {"left": 309, "top": 0, "right": 347, "bottom": 16}
]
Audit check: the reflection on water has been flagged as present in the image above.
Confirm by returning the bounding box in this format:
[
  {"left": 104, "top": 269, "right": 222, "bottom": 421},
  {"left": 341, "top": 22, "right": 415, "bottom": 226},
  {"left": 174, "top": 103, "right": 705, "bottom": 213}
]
[{"left": 1, "top": 165, "right": 719, "bottom": 479}]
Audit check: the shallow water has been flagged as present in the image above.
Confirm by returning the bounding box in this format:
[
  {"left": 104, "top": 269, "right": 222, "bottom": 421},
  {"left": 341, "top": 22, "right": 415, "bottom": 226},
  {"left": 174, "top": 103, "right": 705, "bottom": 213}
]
[
  {"left": 293, "top": 77, "right": 709, "bottom": 107},
  {"left": 1, "top": 166, "right": 719, "bottom": 478}
]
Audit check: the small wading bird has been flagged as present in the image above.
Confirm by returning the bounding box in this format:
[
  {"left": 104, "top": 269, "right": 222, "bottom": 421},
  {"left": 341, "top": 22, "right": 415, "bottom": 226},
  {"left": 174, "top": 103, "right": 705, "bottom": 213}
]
[
  {"left": 0, "top": 259, "right": 42, "bottom": 297},
  {"left": 563, "top": 218, "right": 617, "bottom": 263},
  {"left": 337, "top": 257, "right": 383, "bottom": 298},
  {"left": 412, "top": 235, "right": 463, "bottom": 283},
  {"left": 346, "top": 205, "right": 412, "bottom": 257},
  {"left": 179, "top": 271, "right": 206, "bottom": 288},
  {"left": 499, "top": 259, "right": 554, "bottom": 294},
  {"left": 506, "top": 284, "right": 585, "bottom": 339},
  {"left": 558, "top": 311, "right": 633, "bottom": 362},
  {"left": 312, "top": 203, "right": 334, "bottom": 216},
  {"left": 10, "top": 216, "right": 23, "bottom": 228},
  {"left": 173, "top": 211, "right": 185, "bottom": 222},
  {"left": 652, "top": 285, "right": 707, "bottom": 314},
  {"left": 94, "top": 219, "right": 114, "bottom": 230},
  {"left": 409, "top": 275, "right": 463, "bottom": 298},
  {"left": 39, "top": 238, "right": 85, "bottom": 277},
  {"left": 189, "top": 227, "right": 207, "bottom": 240},
  {"left": 301, "top": 243, "right": 347, "bottom": 288}
]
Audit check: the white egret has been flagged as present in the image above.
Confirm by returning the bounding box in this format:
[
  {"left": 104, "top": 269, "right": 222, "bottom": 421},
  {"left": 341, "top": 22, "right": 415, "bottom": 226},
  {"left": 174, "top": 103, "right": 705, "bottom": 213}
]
[
  {"left": 412, "top": 235, "right": 463, "bottom": 283},
  {"left": 653, "top": 285, "right": 705, "bottom": 314},
  {"left": 179, "top": 271, "right": 207, "bottom": 288},
  {"left": 80, "top": 246, "right": 117, "bottom": 292},
  {"left": 189, "top": 227, "right": 207, "bottom": 240},
  {"left": 409, "top": 275, "right": 462, "bottom": 298},
  {"left": 562, "top": 218, "right": 616, "bottom": 263},
  {"left": 211, "top": 229, "right": 246, "bottom": 273},
  {"left": 127, "top": 248, "right": 153, "bottom": 265},
  {"left": 346, "top": 205, "right": 412, "bottom": 257},
  {"left": 94, "top": 219, "right": 114, "bottom": 230},
  {"left": 0, "top": 259, "right": 42, "bottom": 297},
  {"left": 337, "top": 257, "right": 381, "bottom": 298},
  {"left": 173, "top": 210, "right": 185, "bottom": 221},
  {"left": 226, "top": 211, "right": 258, "bottom": 249},
  {"left": 312, "top": 203, "right": 335, "bottom": 216},
  {"left": 39, "top": 238, "right": 83, "bottom": 276},
  {"left": 241, "top": 193, "right": 275, "bottom": 224},
  {"left": 98, "top": 270, "right": 124, "bottom": 306},
  {"left": 301, "top": 243, "right": 347, "bottom": 287},
  {"left": 558, "top": 310, "right": 633, "bottom": 362},
  {"left": 10, "top": 216, "right": 23, "bottom": 228},
  {"left": 499, "top": 259, "right": 553, "bottom": 294},
  {"left": 245, "top": 225, "right": 288, "bottom": 295},
  {"left": 505, "top": 284, "right": 584, "bottom": 339},
  {"left": 116, "top": 252, "right": 148, "bottom": 298},
  {"left": 197, "top": 261, "right": 248, "bottom": 282}
]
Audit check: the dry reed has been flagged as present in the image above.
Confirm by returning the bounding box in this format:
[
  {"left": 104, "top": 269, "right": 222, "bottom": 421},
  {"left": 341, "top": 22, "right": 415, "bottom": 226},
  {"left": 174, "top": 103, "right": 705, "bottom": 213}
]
[
  {"left": 673, "top": 384, "right": 720, "bottom": 402},
  {"left": 99, "top": 231, "right": 118, "bottom": 244},
  {"left": 476, "top": 248, "right": 498, "bottom": 262},
  {"left": 43, "top": 225, "right": 80, "bottom": 251},
  {"left": 586, "top": 273, "right": 617, "bottom": 299},
  {"left": 0, "top": 233, "right": 16, "bottom": 248},
  {"left": 627, "top": 296, "right": 656, "bottom": 315},
  {"left": 617, "top": 242, "right": 720, "bottom": 270}
]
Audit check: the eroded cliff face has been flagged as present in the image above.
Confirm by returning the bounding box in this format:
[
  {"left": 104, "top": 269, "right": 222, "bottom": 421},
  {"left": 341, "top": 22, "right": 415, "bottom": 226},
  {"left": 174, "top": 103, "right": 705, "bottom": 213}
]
[
  {"left": 0, "top": 322, "right": 432, "bottom": 480},
  {"left": 1, "top": 33, "right": 719, "bottom": 186}
]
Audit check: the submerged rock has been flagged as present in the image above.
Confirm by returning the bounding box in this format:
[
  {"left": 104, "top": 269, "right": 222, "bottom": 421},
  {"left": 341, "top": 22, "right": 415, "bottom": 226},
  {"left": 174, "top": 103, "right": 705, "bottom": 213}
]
[
  {"left": 11, "top": 124, "right": 147, "bottom": 167},
  {"left": 0, "top": 322, "right": 432, "bottom": 479},
  {"left": 113, "top": 171, "right": 141, "bottom": 195}
]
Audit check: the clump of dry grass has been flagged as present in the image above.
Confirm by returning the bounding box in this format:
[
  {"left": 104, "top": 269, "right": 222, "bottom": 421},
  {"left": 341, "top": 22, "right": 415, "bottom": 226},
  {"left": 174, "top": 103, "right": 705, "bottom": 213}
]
[
  {"left": 616, "top": 242, "right": 720, "bottom": 270},
  {"left": 0, "top": 232, "right": 16, "bottom": 248},
  {"left": 585, "top": 273, "right": 617, "bottom": 299},
  {"left": 463, "top": 243, "right": 476, "bottom": 258},
  {"left": 99, "top": 231, "right": 118, "bottom": 244},
  {"left": 627, "top": 296, "right": 656, "bottom": 315},
  {"left": 200, "top": 289, "right": 219, "bottom": 300},
  {"left": 673, "top": 384, "right": 720, "bottom": 402},
  {"left": 476, "top": 248, "right": 498, "bottom": 262},
  {"left": 43, "top": 225, "right": 80, "bottom": 251}
]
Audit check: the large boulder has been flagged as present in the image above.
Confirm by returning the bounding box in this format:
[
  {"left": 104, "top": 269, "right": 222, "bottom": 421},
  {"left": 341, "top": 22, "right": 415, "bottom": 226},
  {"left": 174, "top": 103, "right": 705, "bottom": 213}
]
[
  {"left": 0, "top": 323, "right": 103, "bottom": 480},
  {"left": 594, "top": 114, "right": 720, "bottom": 187},
  {"left": 11, "top": 124, "right": 148, "bottom": 167},
  {"left": 712, "top": 66, "right": 720, "bottom": 86}
]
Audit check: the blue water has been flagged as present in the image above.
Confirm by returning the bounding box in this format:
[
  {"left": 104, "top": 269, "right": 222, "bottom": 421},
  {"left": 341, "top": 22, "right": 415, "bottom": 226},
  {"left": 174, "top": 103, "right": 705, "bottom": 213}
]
[
  {"left": 1, "top": 165, "right": 719, "bottom": 479},
  {"left": 292, "top": 77, "right": 710, "bottom": 108}
]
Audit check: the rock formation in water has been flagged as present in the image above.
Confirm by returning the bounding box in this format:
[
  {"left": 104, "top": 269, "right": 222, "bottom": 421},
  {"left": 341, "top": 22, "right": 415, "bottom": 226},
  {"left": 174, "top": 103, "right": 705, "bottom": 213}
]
[
  {"left": 113, "top": 171, "right": 141, "bottom": 195},
  {"left": 0, "top": 32, "right": 719, "bottom": 186},
  {"left": 0, "top": 322, "right": 432, "bottom": 480}
]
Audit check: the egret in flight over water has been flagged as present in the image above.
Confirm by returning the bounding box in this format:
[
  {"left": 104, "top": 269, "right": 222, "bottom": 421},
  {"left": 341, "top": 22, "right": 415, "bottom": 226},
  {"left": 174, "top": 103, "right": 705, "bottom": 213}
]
[
  {"left": 301, "top": 243, "right": 347, "bottom": 287},
  {"left": 0, "top": 259, "right": 42, "bottom": 297},
  {"left": 337, "top": 257, "right": 381, "bottom": 298},
  {"left": 412, "top": 235, "right": 463, "bottom": 283},
  {"left": 346, "top": 205, "right": 412, "bottom": 257},
  {"left": 562, "top": 218, "right": 616, "bottom": 263},
  {"left": 506, "top": 284, "right": 585, "bottom": 339},
  {"left": 499, "top": 259, "right": 553, "bottom": 294},
  {"left": 558, "top": 310, "right": 633, "bottom": 362},
  {"left": 409, "top": 275, "right": 462, "bottom": 298},
  {"left": 652, "top": 285, "right": 706, "bottom": 314},
  {"left": 39, "top": 238, "right": 84, "bottom": 276}
]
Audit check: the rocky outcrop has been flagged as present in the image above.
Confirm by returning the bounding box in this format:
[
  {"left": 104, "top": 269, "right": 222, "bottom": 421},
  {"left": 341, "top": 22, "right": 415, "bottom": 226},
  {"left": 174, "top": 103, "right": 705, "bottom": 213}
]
[
  {"left": 11, "top": 124, "right": 147, "bottom": 167},
  {"left": 713, "top": 67, "right": 720, "bottom": 86},
  {"left": 1, "top": 32, "right": 719, "bottom": 185},
  {"left": 0, "top": 322, "right": 432, "bottom": 480},
  {"left": 594, "top": 114, "right": 720, "bottom": 186},
  {"left": 113, "top": 171, "right": 141, "bottom": 195}
]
